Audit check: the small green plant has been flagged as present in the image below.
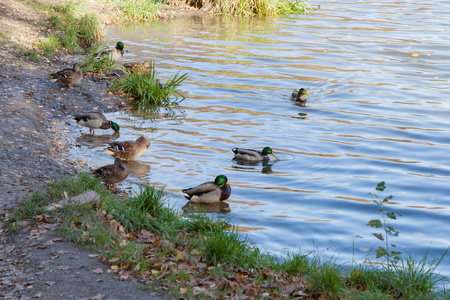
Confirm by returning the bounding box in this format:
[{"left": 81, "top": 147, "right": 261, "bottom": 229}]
[
  {"left": 306, "top": 260, "right": 344, "bottom": 298},
  {"left": 168, "top": 0, "right": 310, "bottom": 16},
  {"left": 23, "top": 50, "right": 42, "bottom": 62},
  {"left": 79, "top": 43, "right": 116, "bottom": 74},
  {"left": 367, "top": 181, "right": 401, "bottom": 269},
  {"left": 111, "top": 61, "right": 187, "bottom": 108},
  {"left": 31, "top": 1, "right": 103, "bottom": 54},
  {"left": 119, "top": 0, "right": 160, "bottom": 21}
]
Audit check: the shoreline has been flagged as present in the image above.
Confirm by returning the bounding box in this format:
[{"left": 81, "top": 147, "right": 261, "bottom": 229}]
[{"left": 0, "top": 0, "right": 174, "bottom": 296}]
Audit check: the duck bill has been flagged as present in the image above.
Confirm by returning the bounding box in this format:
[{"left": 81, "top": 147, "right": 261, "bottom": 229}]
[
  {"left": 271, "top": 153, "right": 277, "bottom": 158},
  {"left": 226, "top": 181, "right": 232, "bottom": 186},
  {"left": 305, "top": 92, "right": 311, "bottom": 96}
]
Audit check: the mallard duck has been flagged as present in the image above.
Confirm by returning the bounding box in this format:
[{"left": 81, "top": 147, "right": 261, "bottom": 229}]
[
  {"left": 102, "top": 69, "right": 125, "bottom": 81},
  {"left": 92, "top": 158, "right": 128, "bottom": 190},
  {"left": 104, "top": 135, "right": 150, "bottom": 162},
  {"left": 291, "top": 88, "right": 311, "bottom": 102},
  {"left": 74, "top": 112, "right": 120, "bottom": 135},
  {"left": 123, "top": 61, "right": 152, "bottom": 74},
  {"left": 50, "top": 63, "right": 83, "bottom": 89},
  {"left": 232, "top": 147, "right": 277, "bottom": 161},
  {"left": 96, "top": 42, "right": 125, "bottom": 62},
  {"left": 182, "top": 175, "right": 231, "bottom": 203}
]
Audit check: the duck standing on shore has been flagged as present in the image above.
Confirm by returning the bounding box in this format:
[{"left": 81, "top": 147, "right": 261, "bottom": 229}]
[
  {"left": 182, "top": 175, "right": 231, "bottom": 203},
  {"left": 102, "top": 69, "right": 125, "bottom": 81},
  {"left": 74, "top": 112, "right": 120, "bottom": 135},
  {"left": 92, "top": 158, "right": 128, "bottom": 190},
  {"left": 50, "top": 63, "right": 83, "bottom": 89},
  {"left": 96, "top": 42, "right": 125, "bottom": 62},
  {"left": 123, "top": 61, "right": 152, "bottom": 74},
  {"left": 104, "top": 135, "right": 150, "bottom": 162},
  {"left": 232, "top": 147, "right": 277, "bottom": 161}
]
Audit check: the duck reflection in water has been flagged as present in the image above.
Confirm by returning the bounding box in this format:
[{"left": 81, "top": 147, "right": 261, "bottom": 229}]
[
  {"left": 232, "top": 159, "right": 274, "bottom": 174},
  {"left": 76, "top": 131, "right": 120, "bottom": 148},
  {"left": 182, "top": 201, "right": 231, "bottom": 214},
  {"left": 122, "top": 160, "right": 150, "bottom": 179}
]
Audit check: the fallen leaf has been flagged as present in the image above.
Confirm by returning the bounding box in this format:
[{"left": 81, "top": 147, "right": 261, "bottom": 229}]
[
  {"left": 180, "top": 287, "right": 187, "bottom": 294},
  {"left": 111, "top": 265, "right": 119, "bottom": 270},
  {"left": 108, "top": 257, "right": 120, "bottom": 263},
  {"left": 92, "top": 268, "right": 103, "bottom": 275},
  {"left": 175, "top": 250, "right": 184, "bottom": 261},
  {"left": 45, "top": 281, "right": 56, "bottom": 286},
  {"left": 34, "top": 292, "right": 44, "bottom": 298}
]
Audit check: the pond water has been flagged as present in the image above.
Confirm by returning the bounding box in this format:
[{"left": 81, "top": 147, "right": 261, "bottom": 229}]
[{"left": 76, "top": 0, "right": 450, "bottom": 273}]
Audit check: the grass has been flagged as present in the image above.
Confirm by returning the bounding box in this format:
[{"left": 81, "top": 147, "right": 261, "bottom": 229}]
[
  {"left": 168, "top": 0, "right": 311, "bottom": 16},
  {"left": 118, "top": 0, "right": 160, "bottom": 22},
  {"left": 5, "top": 175, "right": 450, "bottom": 299},
  {"left": 25, "top": 1, "right": 103, "bottom": 56},
  {"left": 110, "top": 61, "right": 187, "bottom": 109},
  {"left": 79, "top": 43, "right": 118, "bottom": 74}
]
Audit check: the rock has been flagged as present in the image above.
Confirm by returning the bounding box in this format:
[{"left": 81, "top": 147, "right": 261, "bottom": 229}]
[{"left": 57, "top": 191, "right": 100, "bottom": 206}]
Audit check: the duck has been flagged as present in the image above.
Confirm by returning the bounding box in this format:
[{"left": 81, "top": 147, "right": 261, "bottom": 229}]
[
  {"left": 74, "top": 112, "right": 120, "bottom": 135},
  {"left": 232, "top": 147, "right": 277, "bottom": 161},
  {"left": 123, "top": 61, "right": 152, "bottom": 74},
  {"left": 291, "top": 88, "right": 311, "bottom": 102},
  {"left": 50, "top": 63, "right": 83, "bottom": 89},
  {"left": 102, "top": 69, "right": 125, "bottom": 81},
  {"left": 96, "top": 41, "right": 125, "bottom": 62},
  {"left": 92, "top": 158, "right": 128, "bottom": 190},
  {"left": 104, "top": 135, "right": 150, "bottom": 162},
  {"left": 182, "top": 175, "right": 231, "bottom": 203}
]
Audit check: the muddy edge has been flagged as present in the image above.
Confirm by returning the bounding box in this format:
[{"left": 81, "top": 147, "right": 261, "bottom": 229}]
[{"left": 0, "top": 39, "right": 172, "bottom": 298}]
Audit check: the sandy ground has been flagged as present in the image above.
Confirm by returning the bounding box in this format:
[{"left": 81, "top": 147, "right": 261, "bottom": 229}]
[{"left": 0, "top": 1, "right": 174, "bottom": 297}]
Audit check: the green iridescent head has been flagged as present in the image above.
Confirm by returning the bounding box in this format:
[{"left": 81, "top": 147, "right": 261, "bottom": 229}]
[
  {"left": 214, "top": 175, "right": 230, "bottom": 186},
  {"left": 116, "top": 42, "right": 124, "bottom": 51},
  {"left": 298, "top": 88, "right": 311, "bottom": 96},
  {"left": 262, "top": 147, "right": 277, "bottom": 158},
  {"left": 111, "top": 121, "right": 120, "bottom": 132}
]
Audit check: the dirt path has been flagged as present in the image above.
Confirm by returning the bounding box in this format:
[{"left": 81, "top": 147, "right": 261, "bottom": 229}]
[{"left": 0, "top": 30, "right": 169, "bottom": 300}]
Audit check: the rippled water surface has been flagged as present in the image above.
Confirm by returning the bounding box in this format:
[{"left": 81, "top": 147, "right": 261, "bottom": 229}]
[{"left": 78, "top": 0, "right": 450, "bottom": 272}]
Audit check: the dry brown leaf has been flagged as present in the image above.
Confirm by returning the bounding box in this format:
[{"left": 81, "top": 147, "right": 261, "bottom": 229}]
[
  {"left": 45, "top": 281, "right": 56, "bottom": 286},
  {"left": 92, "top": 268, "right": 104, "bottom": 275},
  {"left": 180, "top": 287, "right": 187, "bottom": 294},
  {"left": 175, "top": 250, "right": 185, "bottom": 261}
]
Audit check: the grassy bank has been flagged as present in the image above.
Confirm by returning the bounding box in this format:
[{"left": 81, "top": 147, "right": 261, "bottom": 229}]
[{"left": 5, "top": 175, "right": 449, "bottom": 299}]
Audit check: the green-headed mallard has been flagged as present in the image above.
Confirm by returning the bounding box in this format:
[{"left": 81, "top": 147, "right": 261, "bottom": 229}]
[
  {"left": 104, "top": 135, "right": 150, "bottom": 162},
  {"left": 96, "top": 42, "right": 125, "bottom": 62},
  {"left": 232, "top": 147, "right": 277, "bottom": 161},
  {"left": 50, "top": 63, "right": 83, "bottom": 89},
  {"left": 102, "top": 69, "right": 125, "bottom": 81},
  {"left": 123, "top": 61, "right": 152, "bottom": 74},
  {"left": 182, "top": 175, "right": 231, "bottom": 203},
  {"left": 92, "top": 158, "right": 128, "bottom": 190},
  {"left": 74, "top": 112, "right": 120, "bottom": 135},
  {"left": 291, "top": 88, "right": 311, "bottom": 102}
]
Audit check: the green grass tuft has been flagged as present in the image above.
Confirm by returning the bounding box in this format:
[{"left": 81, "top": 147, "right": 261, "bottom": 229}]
[
  {"left": 29, "top": 1, "right": 103, "bottom": 54},
  {"left": 111, "top": 61, "right": 187, "bottom": 108},
  {"left": 307, "top": 260, "right": 344, "bottom": 298},
  {"left": 168, "top": 0, "right": 311, "bottom": 16},
  {"left": 79, "top": 43, "right": 117, "bottom": 74},
  {"left": 119, "top": 0, "right": 160, "bottom": 21}
]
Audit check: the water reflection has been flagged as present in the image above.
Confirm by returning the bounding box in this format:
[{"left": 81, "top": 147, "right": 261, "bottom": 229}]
[
  {"left": 123, "top": 161, "right": 151, "bottom": 178},
  {"left": 95, "top": 0, "right": 450, "bottom": 275},
  {"left": 76, "top": 132, "right": 120, "bottom": 148},
  {"left": 182, "top": 201, "right": 231, "bottom": 214},
  {"left": 232, "top": 158, "right": 274, "bottom": 174}
]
